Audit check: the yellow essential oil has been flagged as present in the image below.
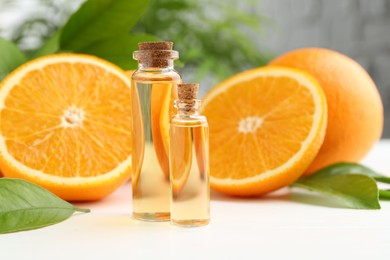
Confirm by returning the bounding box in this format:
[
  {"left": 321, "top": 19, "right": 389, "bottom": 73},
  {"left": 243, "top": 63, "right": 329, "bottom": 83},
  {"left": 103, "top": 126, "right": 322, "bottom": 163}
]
[
  {"left": 169, "top": 83, "right": 210, "bottom": 227},
  {"left": 131, "top": 42, "right": 181, "bottom": 221}
]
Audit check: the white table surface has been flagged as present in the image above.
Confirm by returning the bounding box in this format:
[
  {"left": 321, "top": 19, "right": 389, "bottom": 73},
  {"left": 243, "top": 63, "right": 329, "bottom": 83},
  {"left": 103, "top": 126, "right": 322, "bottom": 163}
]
[{"left": 1, "top": 140, "right": 390, "bottom": 260}]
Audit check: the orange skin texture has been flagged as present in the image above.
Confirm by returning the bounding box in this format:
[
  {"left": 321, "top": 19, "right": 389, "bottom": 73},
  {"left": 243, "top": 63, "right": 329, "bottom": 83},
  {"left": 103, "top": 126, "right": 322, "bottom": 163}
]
[
  {"left": 0, "top": 159, "right": 131, "bottom": 201},
  {"left": 270, "top": 48, "right": 384, "bottom": 174}
]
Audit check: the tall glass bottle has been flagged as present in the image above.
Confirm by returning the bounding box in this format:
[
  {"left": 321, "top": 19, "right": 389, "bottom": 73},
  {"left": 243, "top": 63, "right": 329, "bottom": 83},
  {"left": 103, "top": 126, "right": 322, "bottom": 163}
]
[
  {"left": 131, "top": 42, "right": 181, "bottom": 221},
  {"left": 169, "top": 83, "right": 210, "bottom": 227}
]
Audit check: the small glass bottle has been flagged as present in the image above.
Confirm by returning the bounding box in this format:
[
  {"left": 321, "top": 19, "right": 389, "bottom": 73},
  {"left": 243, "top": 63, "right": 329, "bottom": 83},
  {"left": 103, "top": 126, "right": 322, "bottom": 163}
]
[
  {"left": 131, "top": 42, "right": 181, "bottom": 221},
  {"left": 169, "top": 83, "right": 210, "bottom": 227}
]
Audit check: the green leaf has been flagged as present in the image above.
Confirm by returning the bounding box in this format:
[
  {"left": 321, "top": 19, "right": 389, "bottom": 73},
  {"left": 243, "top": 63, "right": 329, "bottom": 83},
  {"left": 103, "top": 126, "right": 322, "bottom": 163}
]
[
  {"left": 292, "top": 172, "right": 380, "bottom": 210},
  {"left": 314, "top": 162, "right": 390, "bottom": 185},
  {"left": 80, "top": 34, "right": 159, "bottom": 70},
  {"left": 60, "top": 0, "right": 150, "bottom": 51},
  {"left": 29, "top": 31, "right": 61, "bottom": 59},
  {"left": 379, "top": 190, "right": 390, "bottom": 200},
  {"left": 0, "top": 178, "right": 90, "bottom": 234},
  {"left": 0, "top": 38, "right": 27, "bottom": 81},
  {"left": 313, "top": 162, "right": 382, "bottom": 178}
]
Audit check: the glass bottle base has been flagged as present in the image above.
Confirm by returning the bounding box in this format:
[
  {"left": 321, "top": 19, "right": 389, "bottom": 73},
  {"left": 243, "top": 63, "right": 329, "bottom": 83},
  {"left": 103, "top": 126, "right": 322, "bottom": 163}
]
[
  {"left": 171, "top": 219, "right": 210, "bottom": 227},
  {"left": 133, "top": 212, "right": 170, "bottom": 222}
]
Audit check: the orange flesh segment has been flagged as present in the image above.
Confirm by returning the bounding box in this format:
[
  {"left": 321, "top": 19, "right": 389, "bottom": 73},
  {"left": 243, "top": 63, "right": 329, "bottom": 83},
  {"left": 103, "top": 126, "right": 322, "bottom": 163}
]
[
  {"left": 205, "top": 76, "right": 314, "bottom": 179},
  {"left": 201, "top": 66, "right": 327, "bottom": 196},
  {"left": 1, "top": 62, "right": 132, "bottom": 178}
]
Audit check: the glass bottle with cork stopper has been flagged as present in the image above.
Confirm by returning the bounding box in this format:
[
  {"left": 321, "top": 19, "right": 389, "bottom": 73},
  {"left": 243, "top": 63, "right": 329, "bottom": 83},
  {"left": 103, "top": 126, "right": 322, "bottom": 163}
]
[
  {"left": 169, "top": 83, "right": 210, "bottom": 227},
  {"left": 131, "top": 41, "right": 181, "bottom": 221}
]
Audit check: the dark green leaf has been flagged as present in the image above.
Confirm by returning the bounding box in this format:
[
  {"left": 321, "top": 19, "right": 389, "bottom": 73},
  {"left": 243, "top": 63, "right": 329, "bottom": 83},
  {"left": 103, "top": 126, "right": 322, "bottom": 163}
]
[
  {"left": 313, "top": 162, "right": 381, "bottom": 178},
  {"left": 60, "top": 0, "right": 150, "bottom": 51},
  {"left": 0, "top": 178, "right": 90, "bottom": 234},
  {"left": 80, "top": 34, "right": 159, "bottom": 70},
  {"left": 29, "top": 31, "right": 61, "bottom": 59},
  {"left": 314, "top": 162, "right": 390, "bottom": 185},
  {"left": 375, "top": 176, "right": 390, "bottom": 185},
  {"left": 0, "top": 38, "right": 27, "bottom": 81},
  {"left": 292, "top": 173, "right": 380, "bottom": 209},
  {"left": 379, "top": 190, "right": 390, "bottom": 200}
]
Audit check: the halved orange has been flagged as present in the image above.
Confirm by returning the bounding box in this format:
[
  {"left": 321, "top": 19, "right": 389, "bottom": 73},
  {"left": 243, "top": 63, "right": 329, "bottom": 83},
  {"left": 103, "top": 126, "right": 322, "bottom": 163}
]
[
  {"left": 0, "top": 54, "right": 132, "bottom": 201},
  {"left": 201, "top": 66, "right": 327, "bottom": 196}
]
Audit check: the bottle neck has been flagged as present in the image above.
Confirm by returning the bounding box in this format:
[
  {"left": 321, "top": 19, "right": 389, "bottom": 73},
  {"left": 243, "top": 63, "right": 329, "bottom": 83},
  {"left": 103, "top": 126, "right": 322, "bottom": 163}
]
[
  {"left": 133, "top": 50, "right": 178, "bottom": 71},
  {"left": 175, "top": 99, "right": 202, "bottom": 116},
  {"left": 137, "top": 59, "right": 175, "bottom": 71}
]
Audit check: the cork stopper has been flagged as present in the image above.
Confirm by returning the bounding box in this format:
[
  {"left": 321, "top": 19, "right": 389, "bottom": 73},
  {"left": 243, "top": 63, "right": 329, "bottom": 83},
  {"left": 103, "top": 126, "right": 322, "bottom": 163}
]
[
  {"left": 178, "top": 83, "right": 199, "bottom": 100},
  {"left": 177, "top": 83, "right": 200, "bottom": 114},
  {"left": 134, "top": 41, "right": 178, "bottom": 68},
  {"left": 138, "top": 41, "right": 173, "bottom": 50}
]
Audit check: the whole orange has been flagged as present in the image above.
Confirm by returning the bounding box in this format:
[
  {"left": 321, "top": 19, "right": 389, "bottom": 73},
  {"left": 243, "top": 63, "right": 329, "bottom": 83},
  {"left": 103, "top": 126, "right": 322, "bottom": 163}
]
[{"left": 270, "top": 48, "right": 383, "bottom": 174}]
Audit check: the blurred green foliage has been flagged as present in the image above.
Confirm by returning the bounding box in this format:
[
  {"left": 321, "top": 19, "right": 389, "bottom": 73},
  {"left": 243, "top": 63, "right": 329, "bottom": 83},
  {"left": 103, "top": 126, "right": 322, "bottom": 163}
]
[
  {"left": 134, "top": 0, "right": 271, "bottom": 83},
  {"left": 0, "top": 0, "right": 154, "bottom": 80},
  {"left": 0, "top": 0, "right": 271, "bottom": 84}
]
